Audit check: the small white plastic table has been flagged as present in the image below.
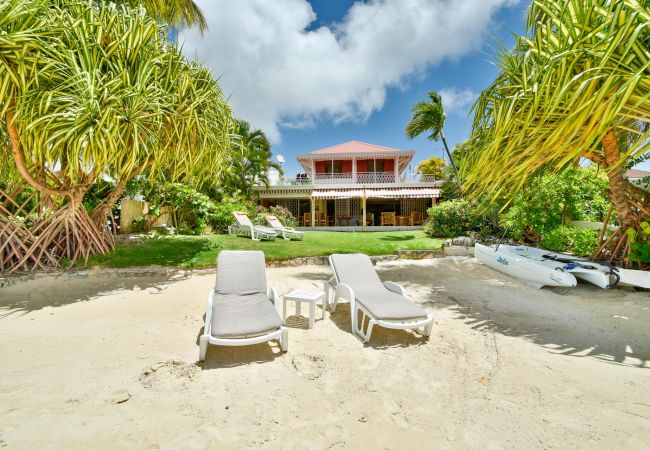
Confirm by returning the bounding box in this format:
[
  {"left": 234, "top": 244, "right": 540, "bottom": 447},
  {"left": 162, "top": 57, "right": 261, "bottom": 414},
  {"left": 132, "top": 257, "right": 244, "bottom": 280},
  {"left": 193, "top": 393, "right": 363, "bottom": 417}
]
[{"left": 282, "top": 289, "right": 327, "bottom": 329}]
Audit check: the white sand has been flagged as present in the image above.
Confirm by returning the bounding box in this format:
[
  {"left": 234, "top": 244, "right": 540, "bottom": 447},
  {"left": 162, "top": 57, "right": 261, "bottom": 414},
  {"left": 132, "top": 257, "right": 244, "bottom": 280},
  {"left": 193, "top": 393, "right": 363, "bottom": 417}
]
[{"left": 1, "top": 257, "right": 649, "bottom": 449}]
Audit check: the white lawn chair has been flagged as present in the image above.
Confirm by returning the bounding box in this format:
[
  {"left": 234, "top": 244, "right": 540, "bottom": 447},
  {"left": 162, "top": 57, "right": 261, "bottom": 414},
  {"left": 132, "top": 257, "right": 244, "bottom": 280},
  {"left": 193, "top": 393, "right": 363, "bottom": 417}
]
[
  {"left": 264, "top": 215, "right": 304, "bottom": 240},
  {"left": 229, "top": 211, "right": 277, "bottom": 241},
  {"left": 328, "top": 253, "right": 433, "bottom": 343},
  {"left": 198, "top": 250, "right": 288, "bottom": 361}
]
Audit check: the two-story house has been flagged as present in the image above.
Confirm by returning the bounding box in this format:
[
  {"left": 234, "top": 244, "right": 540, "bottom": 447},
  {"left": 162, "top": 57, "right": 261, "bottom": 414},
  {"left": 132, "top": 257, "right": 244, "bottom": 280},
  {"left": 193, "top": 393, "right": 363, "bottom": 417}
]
[{"left": 255, "top": 141, "right": 442, "bottom": 229}]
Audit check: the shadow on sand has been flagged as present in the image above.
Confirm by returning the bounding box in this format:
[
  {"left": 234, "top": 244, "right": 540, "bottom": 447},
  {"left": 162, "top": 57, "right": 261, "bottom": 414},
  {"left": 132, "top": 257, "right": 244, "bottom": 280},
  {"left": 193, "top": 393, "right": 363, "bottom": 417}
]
[
  {"left": 377, "top": 260, "right": 650, "bottom": 368},
  {"left": 0, "top": 273, "right": 190, "bottom": 318},
  {"left": 328, "top": 303, "right": 429, "bottom": 349}
]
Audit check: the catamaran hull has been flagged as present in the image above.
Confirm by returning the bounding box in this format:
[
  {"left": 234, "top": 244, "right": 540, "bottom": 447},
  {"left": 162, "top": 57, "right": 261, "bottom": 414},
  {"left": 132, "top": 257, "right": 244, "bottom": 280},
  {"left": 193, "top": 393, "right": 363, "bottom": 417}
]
[{"left": 475, "top": 243, "right": 577, "bottom": 289}]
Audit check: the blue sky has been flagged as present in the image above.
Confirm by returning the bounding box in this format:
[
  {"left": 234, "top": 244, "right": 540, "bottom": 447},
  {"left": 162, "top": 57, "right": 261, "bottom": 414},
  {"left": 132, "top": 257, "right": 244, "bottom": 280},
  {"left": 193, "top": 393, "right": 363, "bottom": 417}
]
[{"left": 181, "top": 1, "right": 649, "bottom": 175}]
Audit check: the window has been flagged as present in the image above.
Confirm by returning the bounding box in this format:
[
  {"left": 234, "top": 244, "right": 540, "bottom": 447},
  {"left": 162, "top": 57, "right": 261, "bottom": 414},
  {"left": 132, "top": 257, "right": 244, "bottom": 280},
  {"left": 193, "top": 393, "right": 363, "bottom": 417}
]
[
  {"left": 368, "top": 160, "right": 384, "bottom": 172},
  {"left": 324, "top": 161, "right": 343, "bottom": 173}
]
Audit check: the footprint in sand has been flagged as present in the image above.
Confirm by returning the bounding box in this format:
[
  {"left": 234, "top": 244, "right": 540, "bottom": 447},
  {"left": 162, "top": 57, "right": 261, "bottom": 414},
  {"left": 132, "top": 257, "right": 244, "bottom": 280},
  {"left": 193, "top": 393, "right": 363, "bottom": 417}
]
[
  {"left": 384, "top": 397, "right": 409, "bottom": 429},
  {"left": 288, "top": 354, "right": 326, "bottom": 381},
  {"left": 139, "top": 360, "right": 200, "bottom": 390}
]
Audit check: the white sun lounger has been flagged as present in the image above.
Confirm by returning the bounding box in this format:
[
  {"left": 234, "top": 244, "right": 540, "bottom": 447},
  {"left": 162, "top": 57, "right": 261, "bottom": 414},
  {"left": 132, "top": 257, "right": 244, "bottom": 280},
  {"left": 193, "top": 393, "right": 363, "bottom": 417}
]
[
  {"left": 264, "top": 215, "right": 304, "bottom": 240},
  {"left": 229, "top": 211, "right": 277, "bottom": 241},
  {"left": 328, "top": 253, "right": 433, "bottom": 343},
  {"left": 198, "top": 250, "right": 288, "bottom": 361}
]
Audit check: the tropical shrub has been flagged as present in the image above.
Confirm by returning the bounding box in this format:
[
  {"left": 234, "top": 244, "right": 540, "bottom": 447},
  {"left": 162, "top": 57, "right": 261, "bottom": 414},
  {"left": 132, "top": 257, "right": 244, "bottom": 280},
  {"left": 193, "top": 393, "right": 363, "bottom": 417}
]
[
  {"left": 254, "top": 205, "right": 297, "bottom": 228},
  {"left": 149, "top": 183, "right": 216, "bottom": 235},
  {"left": 132, "top": 216, "right": 146, "bottom": 233},
  {"left": 540, "top": 226, "right": 600, "bottom": 257},
  {"left": 208, "top": 198, "right": 252, "bottom": 233},
  {"left": 627, "top": 221, "right": 650, "bottom": 264},
  {"left": 425, "top": 199, "right": 478, "bottom": 237},
  {"left": 502, "top": 167, "right": 610, "bottom": 242},
  {"left": 572, "top": 229, "right": 601, "bottom": 257},
  {"left": 540, "top": 226, "right": 574, "bottom": 253}
]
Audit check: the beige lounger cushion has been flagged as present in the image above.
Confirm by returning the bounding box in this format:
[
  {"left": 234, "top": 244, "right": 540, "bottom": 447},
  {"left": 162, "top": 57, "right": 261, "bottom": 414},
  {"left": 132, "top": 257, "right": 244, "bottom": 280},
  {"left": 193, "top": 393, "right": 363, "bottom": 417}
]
[
  {"left": 211, "top": 251, "right": 282, "bottom": 338},
  {"left": 211, "top": 292, "right": 282, "bottom": 338},
  {"left": 330, "top": 253, "right": 428, "bottom": 320},
  {"left": 216, "top": 251, "right": 267, "bottom": 295}
]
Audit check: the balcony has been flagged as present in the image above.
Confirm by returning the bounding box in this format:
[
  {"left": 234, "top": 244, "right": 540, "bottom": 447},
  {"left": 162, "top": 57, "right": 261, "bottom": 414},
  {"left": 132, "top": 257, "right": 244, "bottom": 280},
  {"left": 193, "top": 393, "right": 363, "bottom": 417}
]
[
  {"left": 314, "top": 172, "right": 402, "bottom": 184},
  {"left": 261, "top": 173, "right": 439, "bottom": 187}
]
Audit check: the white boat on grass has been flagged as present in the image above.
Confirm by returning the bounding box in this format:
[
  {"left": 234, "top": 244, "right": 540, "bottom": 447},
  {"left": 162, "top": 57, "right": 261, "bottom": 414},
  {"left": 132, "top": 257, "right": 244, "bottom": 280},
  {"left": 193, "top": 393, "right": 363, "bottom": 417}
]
[{"left": 475, "top": 243, "right": 577, "bottom": 289}]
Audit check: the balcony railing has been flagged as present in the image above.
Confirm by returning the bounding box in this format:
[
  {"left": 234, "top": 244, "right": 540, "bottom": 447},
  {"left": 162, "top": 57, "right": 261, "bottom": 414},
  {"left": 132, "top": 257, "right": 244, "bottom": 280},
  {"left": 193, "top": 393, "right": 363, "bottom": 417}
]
[
  {"left": 313, "top": 173, "right": 355, "bottom": 184},
  {"left": 260, "top": 172, "right": 439, "bottom": 187},
  {"left": 313, "top": 172, "right": 401, "bottom": 184},
  {"left": 356, "top": 172, "right": 396, "bottom": 183}
]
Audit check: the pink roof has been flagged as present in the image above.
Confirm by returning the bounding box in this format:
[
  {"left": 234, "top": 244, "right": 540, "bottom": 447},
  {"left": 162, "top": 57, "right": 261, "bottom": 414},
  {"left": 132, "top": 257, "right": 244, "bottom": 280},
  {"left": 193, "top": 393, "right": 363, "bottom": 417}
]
[
  {"left": 311, "top": 141, "right": 410, "bottom": 154},
  {"left": 627, "top": 169, "right": 650, "bottom": 178}
]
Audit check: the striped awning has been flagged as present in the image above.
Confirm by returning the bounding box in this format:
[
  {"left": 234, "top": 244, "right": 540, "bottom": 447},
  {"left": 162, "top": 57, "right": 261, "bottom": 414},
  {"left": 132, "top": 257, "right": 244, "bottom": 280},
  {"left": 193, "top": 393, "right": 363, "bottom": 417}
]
[
  {"left": 312, "top": 189, "right": 364, "bottom": 199},
  {"left": 366, "top": 187, "right": 440, "bottom": 198},
  {"left": 311, "top": 187, "right": 440, "bottom": 200}
]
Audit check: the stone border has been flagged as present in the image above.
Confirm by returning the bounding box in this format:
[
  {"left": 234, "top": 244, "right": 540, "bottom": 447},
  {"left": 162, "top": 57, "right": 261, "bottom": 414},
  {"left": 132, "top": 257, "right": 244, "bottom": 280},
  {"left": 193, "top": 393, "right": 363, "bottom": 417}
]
[{"left": 1, "top": 248, "right": 468, "bottom": 285}]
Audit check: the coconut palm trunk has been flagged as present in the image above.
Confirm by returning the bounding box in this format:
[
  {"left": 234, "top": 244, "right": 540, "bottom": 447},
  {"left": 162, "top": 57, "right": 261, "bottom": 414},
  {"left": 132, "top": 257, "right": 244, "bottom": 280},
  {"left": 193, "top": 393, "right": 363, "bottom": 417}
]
[{"left": 439, "top": 132, "right": 459, "bottom": 178}]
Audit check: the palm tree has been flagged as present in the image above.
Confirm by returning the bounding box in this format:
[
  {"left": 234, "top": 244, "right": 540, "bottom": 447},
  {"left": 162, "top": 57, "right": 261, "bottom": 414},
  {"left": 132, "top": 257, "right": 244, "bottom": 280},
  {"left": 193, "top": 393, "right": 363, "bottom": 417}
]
[
  {"left": 466, "top": 0, "right": 650, "bottom": 262},
  {"left": 223, "top": 120, "right": 281, "bottom": 197},
  {"left": 405, "top": 91, "right": 459, "bottom": 178},
  {"left": 119, "top": 0, "right": 208, "bottom": 33}
]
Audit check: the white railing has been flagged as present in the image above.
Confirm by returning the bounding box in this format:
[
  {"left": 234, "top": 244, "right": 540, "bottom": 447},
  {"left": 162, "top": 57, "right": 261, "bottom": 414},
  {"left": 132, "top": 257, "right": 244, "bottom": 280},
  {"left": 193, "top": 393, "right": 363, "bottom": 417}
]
[
  {"left": 257, "top": 172, "right": 439, "bottom": 187},
  {"left": 313, "top": 173, "right": 355, "bottom": 185},
  {"left": 356, "top": 172, "right": 395, "bottom": 184},
  {"left": 418, "top": 174, "right": 438, "bottom": 183}
]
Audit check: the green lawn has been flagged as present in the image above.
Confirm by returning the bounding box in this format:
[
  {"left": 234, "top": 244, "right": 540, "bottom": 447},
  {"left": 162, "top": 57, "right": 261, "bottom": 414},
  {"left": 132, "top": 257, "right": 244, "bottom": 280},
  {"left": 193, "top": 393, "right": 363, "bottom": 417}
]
[{"left": 86, "top": 231, "right": 444, "bottom": 268}]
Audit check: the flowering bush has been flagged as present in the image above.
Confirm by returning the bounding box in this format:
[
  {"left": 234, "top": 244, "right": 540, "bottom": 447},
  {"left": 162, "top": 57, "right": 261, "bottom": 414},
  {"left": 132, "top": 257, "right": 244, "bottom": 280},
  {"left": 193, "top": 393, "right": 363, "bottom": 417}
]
[{"left": 424, "top": 199, "right": 479, "bottom": 237}]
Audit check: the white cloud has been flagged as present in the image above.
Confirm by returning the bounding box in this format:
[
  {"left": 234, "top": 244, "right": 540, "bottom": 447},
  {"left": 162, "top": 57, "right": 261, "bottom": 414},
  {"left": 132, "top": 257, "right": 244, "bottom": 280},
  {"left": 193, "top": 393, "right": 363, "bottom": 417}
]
[
  {"left": 181, "top": 0, "right": 518, "bottom": 142},
  {"left": 439, "top": 88, "right": 478, "bottom": 116}
]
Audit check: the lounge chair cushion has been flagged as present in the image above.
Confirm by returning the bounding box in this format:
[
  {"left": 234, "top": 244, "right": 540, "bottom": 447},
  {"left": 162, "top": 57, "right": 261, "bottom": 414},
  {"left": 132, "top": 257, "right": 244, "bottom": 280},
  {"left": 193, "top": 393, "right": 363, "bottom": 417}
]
[
  {"left": 353, "top": 288, "right": 428, "bottom": 320},
  {"left": 211, "top": 292, "right": 281, "bottom": 338},
  {"left": 216, "top": 251, "right": 267, "bottom": 295},
  {"left": 330, "top": 253, "right": 428, "bottom": 320}
]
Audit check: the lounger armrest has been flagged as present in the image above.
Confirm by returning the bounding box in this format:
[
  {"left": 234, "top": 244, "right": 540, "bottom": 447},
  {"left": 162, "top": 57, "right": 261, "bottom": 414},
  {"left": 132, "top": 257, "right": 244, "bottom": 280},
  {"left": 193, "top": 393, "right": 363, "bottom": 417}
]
[
  {"left": 204, "top": 289, "right": 215, "bottom": 336},
  {"left": 267, "top": 287, "right": 279, "bottom": 306},
  {"left": 383, "top": 281, "right": 406, "bottom": 296}
]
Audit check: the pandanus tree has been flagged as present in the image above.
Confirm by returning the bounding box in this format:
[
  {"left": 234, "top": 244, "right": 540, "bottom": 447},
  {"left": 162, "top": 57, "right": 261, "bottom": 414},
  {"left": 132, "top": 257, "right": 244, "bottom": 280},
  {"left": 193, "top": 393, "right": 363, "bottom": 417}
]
[
  {"left": 406, "top": 91, "right": 459, "bottom": 178},
  {"left": 465, "top": 0, "right": 650, "bottom": 263},
  {"left": 1, "top": 0, "right": 234, "bottom": 269}
]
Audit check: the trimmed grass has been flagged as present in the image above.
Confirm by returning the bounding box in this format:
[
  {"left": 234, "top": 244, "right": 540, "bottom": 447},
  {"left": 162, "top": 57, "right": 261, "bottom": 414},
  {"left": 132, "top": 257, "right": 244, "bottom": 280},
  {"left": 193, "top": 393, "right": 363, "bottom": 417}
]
[{"left": 86, "top": 231, "right": 444, "bottom": 268}]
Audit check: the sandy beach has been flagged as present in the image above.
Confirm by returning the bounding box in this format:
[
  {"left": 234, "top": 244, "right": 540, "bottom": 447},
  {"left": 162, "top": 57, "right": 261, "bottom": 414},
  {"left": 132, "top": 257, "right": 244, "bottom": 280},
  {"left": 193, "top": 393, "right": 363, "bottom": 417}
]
[{"left": 1, "top": 256, "right": 649, "bottom": 449}]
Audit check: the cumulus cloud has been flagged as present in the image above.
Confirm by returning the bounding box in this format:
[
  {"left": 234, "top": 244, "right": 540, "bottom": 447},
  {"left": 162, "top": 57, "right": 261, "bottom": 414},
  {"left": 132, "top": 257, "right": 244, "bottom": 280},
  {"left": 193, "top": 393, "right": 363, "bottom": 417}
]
[
  {"left": 181, "top": 0, "right": 517, "bottom": 142},
  {"left": 439, "top": 88, "right": 479, "bottom": 116}
]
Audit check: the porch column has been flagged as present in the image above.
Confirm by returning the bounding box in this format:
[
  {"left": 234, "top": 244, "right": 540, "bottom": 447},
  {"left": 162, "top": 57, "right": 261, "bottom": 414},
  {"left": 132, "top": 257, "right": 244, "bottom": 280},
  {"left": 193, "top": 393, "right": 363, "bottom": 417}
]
[
  {"left": 311, "top": 159, "right": 315, "bottom": 183},
  {"left": 394, "top": 156, "right": 399, "bottom": 183},
  {"left": 352, "top": 157, "right": 357, "bottom": 183},
  {"left": 362, "top": 196, "right": 367, "bottom": 229},
  {"left": 311, "top": 197, "right": 316, "bottom": 226}
]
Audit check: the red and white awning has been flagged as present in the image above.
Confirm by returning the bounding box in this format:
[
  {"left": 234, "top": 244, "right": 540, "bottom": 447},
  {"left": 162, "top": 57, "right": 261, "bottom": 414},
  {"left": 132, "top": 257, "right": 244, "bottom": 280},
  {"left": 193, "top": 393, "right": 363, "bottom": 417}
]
[
  {"left": 311, "top": 189, "right": 364, "bottom": 199},
  {"left": 311, "top": 187, "right": 440, "bottom": 200},
  {"left": 366, "top": 187, "right": 440, "bottom": 198}
]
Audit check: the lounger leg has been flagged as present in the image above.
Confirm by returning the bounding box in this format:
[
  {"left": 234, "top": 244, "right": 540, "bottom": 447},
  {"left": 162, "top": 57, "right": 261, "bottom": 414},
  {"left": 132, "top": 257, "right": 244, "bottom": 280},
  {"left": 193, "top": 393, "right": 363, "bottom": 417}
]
[
  {"left": 423, "top": 321, "right": 433, "bottom": 338},
  {"left": 280, "top": 328, "right": 288, "bottom": 352},
  {"left": 198, "top": 336, "right": 209, "bottom": 362},
  {"left": 309, "top": 301, "right": 315, "bottom": 329},
  {"left": 365, "top": 320, "right": 375, "bottom": 343}
]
